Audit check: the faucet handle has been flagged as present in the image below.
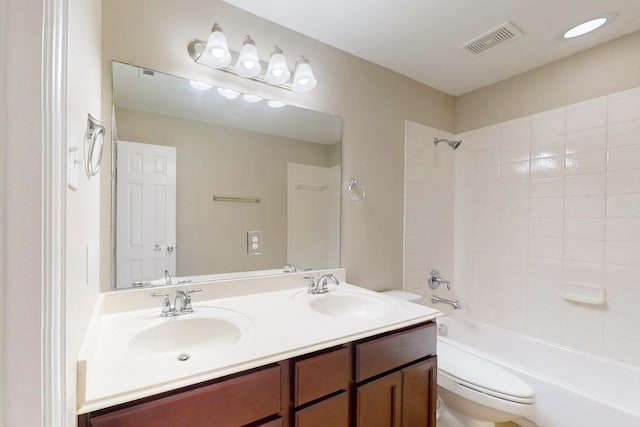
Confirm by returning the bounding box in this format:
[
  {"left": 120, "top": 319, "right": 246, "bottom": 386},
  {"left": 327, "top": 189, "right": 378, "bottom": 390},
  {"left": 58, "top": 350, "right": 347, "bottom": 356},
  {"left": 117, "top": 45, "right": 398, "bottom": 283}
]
[
  {"left": 428, "top": 270, "right": 451, "bottom": 290},
  {"left": 283, "top": 263, "right": 297, "bottom": 273},
  {"left": 304, "top": 276, "right": 317, "bottom": 294},
  {"left": 150, "top": 292, "right": 172, "bottom": 316}
]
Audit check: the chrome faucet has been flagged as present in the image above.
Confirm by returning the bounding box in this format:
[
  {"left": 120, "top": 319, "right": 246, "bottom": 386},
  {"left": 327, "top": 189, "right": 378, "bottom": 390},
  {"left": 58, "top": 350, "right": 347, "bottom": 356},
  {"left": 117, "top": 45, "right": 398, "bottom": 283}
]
[
  {"left": 151, "top": 288, "right": 202, "bottom": 316},
  {"left": 305, "top": 274, "right": 340, "bottom": 294},
  {"left": 283, "top": 264, "right": 297, "bottom": 273},
  {"left": 431, "top": 295, "right": 461, "bottom": 310},
  {"left": 317, "top": 274, "right": 340, "bottom": 293},
  {"left": 174, "top": 290, "right": 188, "bottom": 313}
]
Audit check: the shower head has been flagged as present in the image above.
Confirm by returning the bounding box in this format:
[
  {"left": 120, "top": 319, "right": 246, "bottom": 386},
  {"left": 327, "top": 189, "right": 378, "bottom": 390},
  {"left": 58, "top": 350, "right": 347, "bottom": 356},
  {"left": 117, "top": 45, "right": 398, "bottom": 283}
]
[{"left": 434, "top": 137, "right": 462, "bottom": 150}]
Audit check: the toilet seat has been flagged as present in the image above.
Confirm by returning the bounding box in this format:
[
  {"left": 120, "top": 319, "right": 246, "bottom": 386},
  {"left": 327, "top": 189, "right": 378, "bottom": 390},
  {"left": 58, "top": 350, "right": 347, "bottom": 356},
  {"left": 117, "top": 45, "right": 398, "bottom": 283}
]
[{"left": 438, "top": 340, "right": 536, "bottom": 404}]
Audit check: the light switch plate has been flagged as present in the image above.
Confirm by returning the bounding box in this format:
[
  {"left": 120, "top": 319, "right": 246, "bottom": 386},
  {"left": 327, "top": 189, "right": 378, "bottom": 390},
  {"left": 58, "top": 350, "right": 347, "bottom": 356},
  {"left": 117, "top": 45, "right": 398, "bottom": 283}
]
[{"left": 67, "top": 140, "right": 79, "bottom": 191}]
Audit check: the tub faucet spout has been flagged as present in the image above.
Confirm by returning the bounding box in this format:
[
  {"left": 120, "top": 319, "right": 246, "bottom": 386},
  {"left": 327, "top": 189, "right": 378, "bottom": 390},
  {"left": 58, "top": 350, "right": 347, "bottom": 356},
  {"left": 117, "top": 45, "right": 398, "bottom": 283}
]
[{"left": 431, "top": 295, "right": 461, "bottom": 310}]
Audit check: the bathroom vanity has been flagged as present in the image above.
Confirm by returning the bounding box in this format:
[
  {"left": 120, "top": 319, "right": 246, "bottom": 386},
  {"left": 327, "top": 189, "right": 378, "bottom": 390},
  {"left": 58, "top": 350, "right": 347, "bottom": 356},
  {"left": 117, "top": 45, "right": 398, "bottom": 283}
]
[{"left": 76, "top": 270, "right": 439, "bottom": 426}]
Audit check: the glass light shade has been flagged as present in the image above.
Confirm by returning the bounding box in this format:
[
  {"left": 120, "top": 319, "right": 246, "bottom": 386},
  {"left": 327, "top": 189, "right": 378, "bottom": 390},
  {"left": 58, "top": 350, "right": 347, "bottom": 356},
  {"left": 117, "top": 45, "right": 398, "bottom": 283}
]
[
  {"left": 217, "top": 87, "right": 240, "bottom": 100},
  {"left": 235, "top": 36, "right": 262, "bottom": 78},
  {"left": 563, "top": 17, "right": 607, "bottom": 39},
  {"left": 267, "top": 100, "right": 287, "bottom": 109},
  {"left": 291, "top": 57, "right": 317, "bottom": 92},
  {"left": 264, "top": 46, "right": 291, "bottom": 85},
  {"left": 205, "top": 23, "right": 232, "bottom": 68},
  {"left": 242, "top": 93, "right": 263, "bottom": 103},
  {"left": 189, "top": 80, "right": 213, "bottom": 91}
]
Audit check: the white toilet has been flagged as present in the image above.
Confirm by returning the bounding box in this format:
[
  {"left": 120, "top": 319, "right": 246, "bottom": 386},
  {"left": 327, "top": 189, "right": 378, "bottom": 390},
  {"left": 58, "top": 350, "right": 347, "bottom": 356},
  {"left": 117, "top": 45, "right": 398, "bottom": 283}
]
[{"left": 382, "top": 290, "right": 536, "bottom": 427}]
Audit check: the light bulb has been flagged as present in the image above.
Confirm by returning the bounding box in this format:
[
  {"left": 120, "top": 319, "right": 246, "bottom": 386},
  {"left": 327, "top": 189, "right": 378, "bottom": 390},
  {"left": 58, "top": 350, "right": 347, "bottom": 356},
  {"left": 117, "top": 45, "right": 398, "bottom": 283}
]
[
  {"left": 211, "top": 47, "right": 225, "bottom": 58},
  {"left": 235, "top": 36, "right": 261, "bottom": 78}
]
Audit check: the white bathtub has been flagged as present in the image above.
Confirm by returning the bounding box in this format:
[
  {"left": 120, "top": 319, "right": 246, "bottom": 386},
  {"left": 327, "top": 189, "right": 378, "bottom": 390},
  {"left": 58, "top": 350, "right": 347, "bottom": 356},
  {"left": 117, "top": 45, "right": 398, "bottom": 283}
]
[{"left": 436, "top": 316, "right": 640, "bottom": 427}]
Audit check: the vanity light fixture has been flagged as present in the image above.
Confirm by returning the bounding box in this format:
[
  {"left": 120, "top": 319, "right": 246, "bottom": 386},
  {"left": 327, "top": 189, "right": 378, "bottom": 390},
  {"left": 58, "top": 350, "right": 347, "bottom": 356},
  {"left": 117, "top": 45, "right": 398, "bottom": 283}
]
[
  {"left": 188, "top": 22, "right": 317, "bottom": 93},
  {"left": 189, "top": 80, "right": 213, "bottom": 91},
  {"left": 217, "top": 87, "right": 241, "bottom": 100},
  {"left": 291, "top": 56, "right": 318, "bottom": 93},
  {"left": 267, "top": 100, "right": 287, "bottom": 109},
  {"left": 203, "top": 23, "right": 232, "bottom": 68},
  {"left": 265, "top": 46, "right": 291, "bottom": 85},
  {"left": 235, "top": 36, "right": 261, "bottom": 77},
  {"left": 242, "top": 93, "right": 263, "bottom": 103},
  {"left": 563, "top": 17, "right": 607, "bottom": 39}
]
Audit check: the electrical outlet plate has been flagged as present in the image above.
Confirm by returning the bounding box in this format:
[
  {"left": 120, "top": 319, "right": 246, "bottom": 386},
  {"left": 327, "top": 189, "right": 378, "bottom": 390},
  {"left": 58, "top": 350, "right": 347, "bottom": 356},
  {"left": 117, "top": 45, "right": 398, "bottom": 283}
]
[{"left": 247, "top": 231, "right": 262, "bottom": 255}]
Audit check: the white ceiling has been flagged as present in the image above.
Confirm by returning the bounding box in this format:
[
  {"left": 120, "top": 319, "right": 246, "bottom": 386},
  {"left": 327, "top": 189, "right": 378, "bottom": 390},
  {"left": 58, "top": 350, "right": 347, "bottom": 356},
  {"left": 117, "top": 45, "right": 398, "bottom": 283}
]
[{"left": 222, "top": 0, "right": 640, "bottom": 96}]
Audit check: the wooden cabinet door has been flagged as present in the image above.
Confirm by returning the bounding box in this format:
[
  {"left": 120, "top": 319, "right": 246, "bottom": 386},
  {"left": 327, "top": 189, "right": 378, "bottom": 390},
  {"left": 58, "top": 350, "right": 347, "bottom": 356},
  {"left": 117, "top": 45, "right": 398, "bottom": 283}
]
[
  {"left": 256, "top": 417, "right": 284, "bottom": 427},
  {"left": 402, "top": 357, "right": 437, "bottom": 427},
  {"left": 356, "top": 371, "right": 402, "bottom": 427}
]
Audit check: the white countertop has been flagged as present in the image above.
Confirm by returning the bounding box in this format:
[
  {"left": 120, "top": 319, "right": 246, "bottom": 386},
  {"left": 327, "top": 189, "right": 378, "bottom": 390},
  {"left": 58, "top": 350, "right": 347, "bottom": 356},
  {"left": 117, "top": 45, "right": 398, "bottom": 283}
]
[{"left": 77, "top": 269, "right": 440, "bottom": 414}]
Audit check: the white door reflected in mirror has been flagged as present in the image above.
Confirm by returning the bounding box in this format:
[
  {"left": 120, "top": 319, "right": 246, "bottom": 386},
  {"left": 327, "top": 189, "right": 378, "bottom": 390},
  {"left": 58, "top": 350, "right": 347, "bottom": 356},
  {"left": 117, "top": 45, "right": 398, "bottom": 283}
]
[{"left": 116, "top": 140, "right": 177, "bottom": 288}]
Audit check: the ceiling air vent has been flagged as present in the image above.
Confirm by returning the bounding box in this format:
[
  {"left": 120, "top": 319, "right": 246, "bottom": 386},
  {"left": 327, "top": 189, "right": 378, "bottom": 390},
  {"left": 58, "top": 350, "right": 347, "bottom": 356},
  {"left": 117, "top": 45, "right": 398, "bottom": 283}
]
[
  {"left": 460, "top": 21, "right": 523, "bottom": 55},
  {"left": 138, "top": 68, "right": 156, "bottom": 80}
]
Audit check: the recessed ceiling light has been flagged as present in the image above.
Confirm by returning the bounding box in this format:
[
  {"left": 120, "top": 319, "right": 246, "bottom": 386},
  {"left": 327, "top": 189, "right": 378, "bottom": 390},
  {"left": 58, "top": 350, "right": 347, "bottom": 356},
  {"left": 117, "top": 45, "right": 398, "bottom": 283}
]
[{"left": 563, "top": 17, "right": 607, "bottom": 39}]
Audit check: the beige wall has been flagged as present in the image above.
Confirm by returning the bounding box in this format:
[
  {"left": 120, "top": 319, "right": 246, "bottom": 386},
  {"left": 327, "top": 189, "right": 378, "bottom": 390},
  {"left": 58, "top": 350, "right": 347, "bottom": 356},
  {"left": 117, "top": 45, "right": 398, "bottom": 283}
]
[
  {"left": 456, "top": 30, "right": 640, "bottom": 133},
  {"left": 0, "top": 0, "right": 5, "bottom": 417},
  {"left": 115, "top": 107, "right": 336, "bottom": 277},
  {"left": 2, "top": 0, "right": 44, "bottom": 425},
  {"left": 102, "top": 0, "right": 455, "bottom": 292},
  {"left": 66, "top": 0, "right": 103, "bottom": 422}
]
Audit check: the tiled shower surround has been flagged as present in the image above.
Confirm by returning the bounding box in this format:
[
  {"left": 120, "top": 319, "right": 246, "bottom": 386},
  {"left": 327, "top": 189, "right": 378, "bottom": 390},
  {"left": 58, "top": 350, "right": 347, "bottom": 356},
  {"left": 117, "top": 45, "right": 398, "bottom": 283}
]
[{"left": 405, "top": 86, "right": 640, "bottom": 366}]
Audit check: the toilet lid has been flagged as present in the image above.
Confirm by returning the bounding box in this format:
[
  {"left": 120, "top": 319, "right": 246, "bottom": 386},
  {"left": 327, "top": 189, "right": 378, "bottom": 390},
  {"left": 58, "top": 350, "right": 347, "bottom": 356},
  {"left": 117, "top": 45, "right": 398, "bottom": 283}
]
[{"left": 438, "top": 340, "right": 536, "bottom": 404}]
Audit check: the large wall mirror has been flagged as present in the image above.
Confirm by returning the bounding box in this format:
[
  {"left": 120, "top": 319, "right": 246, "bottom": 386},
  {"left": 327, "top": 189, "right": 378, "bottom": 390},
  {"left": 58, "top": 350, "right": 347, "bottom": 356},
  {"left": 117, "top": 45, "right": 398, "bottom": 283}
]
[{"left": 112, "top": 61, "right": 342, "bottom": 289}]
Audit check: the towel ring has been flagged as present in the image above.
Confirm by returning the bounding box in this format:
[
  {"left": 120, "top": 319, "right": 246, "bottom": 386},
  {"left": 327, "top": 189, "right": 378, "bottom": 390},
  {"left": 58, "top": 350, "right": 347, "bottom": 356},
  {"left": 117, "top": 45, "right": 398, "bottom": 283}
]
[
  {"left": 85, "top": 114, "right": 105, "bottom": 177},
  {"left": 348, "top": 177, "right": 366, "bottom": 202}
]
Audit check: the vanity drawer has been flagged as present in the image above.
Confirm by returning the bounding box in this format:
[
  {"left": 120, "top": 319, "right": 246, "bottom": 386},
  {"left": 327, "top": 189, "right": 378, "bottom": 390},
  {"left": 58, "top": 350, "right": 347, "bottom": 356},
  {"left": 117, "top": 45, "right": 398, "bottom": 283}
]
[
  {"left": 294, "top": 346, "right": 350, "bottom": 406},
  {"left": 88, "top": 365, "right": 281, "bottom": 427},
  {"left": 355, "top": 322, "right": 436, "bottom": 382},
  {"left": 294, "top": 391, "right": 349, "bottom": 427}
]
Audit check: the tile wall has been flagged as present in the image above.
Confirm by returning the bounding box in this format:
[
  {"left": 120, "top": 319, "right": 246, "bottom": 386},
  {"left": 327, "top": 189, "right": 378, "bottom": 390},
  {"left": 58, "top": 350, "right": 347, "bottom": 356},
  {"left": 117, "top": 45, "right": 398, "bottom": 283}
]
[{"left": 454, "top": 86, "right": 640, "bottom": 365}]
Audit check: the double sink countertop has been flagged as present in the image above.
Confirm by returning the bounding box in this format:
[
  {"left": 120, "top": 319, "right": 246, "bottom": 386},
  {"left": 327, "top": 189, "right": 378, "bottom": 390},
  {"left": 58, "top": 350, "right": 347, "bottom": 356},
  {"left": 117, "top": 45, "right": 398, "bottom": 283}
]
[{"left": 77, "top": 269, "right": 441, "bottom": 413}]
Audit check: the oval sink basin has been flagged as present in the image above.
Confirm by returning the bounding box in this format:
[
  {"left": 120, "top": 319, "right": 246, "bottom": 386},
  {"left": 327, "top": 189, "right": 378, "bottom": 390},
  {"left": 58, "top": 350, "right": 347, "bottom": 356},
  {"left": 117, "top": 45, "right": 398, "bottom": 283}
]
[
  {"left": 296, "top": 290, "right": 401, "bottom": 320},
  {"left": 123, "top": 307, "right": 254, "bottom": 356},
  {"left": 129, "top": 317, "right": 241, "bottom": 354}
]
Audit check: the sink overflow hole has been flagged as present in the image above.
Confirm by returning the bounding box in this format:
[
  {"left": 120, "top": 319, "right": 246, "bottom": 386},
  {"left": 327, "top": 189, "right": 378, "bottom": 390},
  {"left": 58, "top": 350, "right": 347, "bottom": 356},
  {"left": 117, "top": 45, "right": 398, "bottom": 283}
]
[{"left": 178, "top": 353, "right": 190, "bottom": 362}]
